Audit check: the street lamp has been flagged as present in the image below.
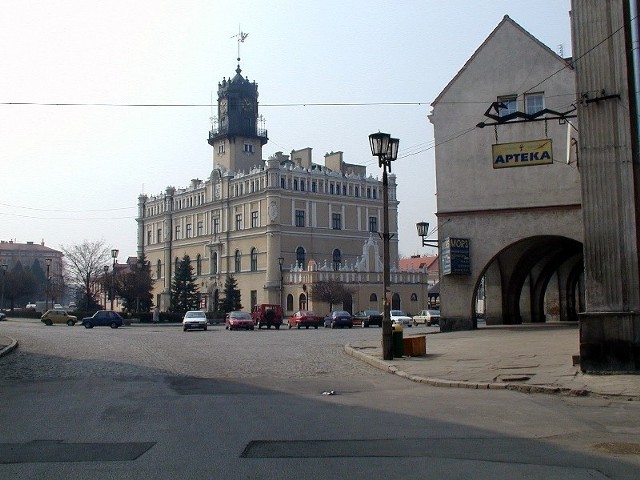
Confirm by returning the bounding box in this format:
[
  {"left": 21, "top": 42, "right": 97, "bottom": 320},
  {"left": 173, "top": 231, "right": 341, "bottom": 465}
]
[
  {"left": 278, "top": 257, "right": 284, "bottom": 310},
  {"left": 1, "top": 262, "right": 7, "bottom": 313},
  {"left": 369, "top": 132, "right": 399, "bottom": 361},
  {"left": 416, "top": 222, "right": 439, "bottom": 248},
  {"left": 111, "top": 249, "right": 119, "bottom": 311},
  {"left": 45, "top": 258, "right": 52, "bottom": 311},
  {"left": 103, "top": 265, "right": 109, "bottom": 309}
]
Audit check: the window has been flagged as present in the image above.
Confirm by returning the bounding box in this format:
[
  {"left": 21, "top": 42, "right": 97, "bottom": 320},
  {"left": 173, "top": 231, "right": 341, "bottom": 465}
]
[
  {"left": 296, "top": 246, "right": 305, "bottom": 268},
  {"left": 196, "top": 254, "right": 202, "bottom": 275},
  {"left": 369, "top": 293, "right": 377, "bottom": 302},
  {"left": 498, "top": 95, "right": 517, "bottom": 117},
  {"left": 355, "top": 186, "right": 359, "bottom": 197},
  {"left": 218, "top": 142, "right": 224, "bottom": 154},
  {"left": 369, "top": 216, "right": 378, "bottom": 233},
  {"left": 147, "top": 230, "right": 152, "bottom": 245},
  {"left": 212, "top": 253, "right": 218, "bottom": 274},
  {"left": 235, "top": 250, "right": 241, "bottom": 273},
  {"left": 156, "top": 260, "right": 161, "bottom": 279},
  {"left": 213, "top": 217, "right": 220, "bottom": 235},
  {"left": 295, "top": 210, "right": 305, "bottom": 227},
  {"left": 372, "top": 189, "right": 377, "bottom": 199},
  {"left": 175, "top": 225, "right": 181, "bottom": 240},
  {"left": 157, "top": 228, "right": 162, "bottom": 243},
  {"left": 186, "top": 224, "right": 192, "bottom": 238},
  {"left": 293, "top": 179, "right": 298, "bottom": 191},
  {"left": 251, "top": 211, "right": 259, "bottom": 228},
  {"left": 197, "top": 221, "right": 203, "bottom": 237},
  {"left": 251, "top": 290, "right": 257, "bottom": 309},
  {"left": 312, "top": 182, "right": 317, "bottom": 193},
  {"left": 286, "top": 294, "right": 294, "bottom": 311},
  {"left": 299, "top": 293, "right": 307, "bottom": 310},
  {"left": 342, "top": 185, "right": 347, "bottom": 195},
  {"left": 300, "top": 180, "right": 305, "bottom": 192},
  {"left": 330, "top": 183, "right": 335, "bottom": 195},
  {"left": 250, "top": 248, "right": 258, "bottom": 272},
  {"left": 332, "top": 249, "right": 342, "bottom": 271},
  {"left": 411, "top": 293, "right": 418, "bottom": 301},
  {"left": 281, "top": 178, "right": 286, "bottom": 189},
  {"left": 332, "top": 213, "right": 342, "bottom": 230},
  {"left": 235, "top": 214, "right": 242, "bottom": 231},
  {"left": 367, "top": 187, "right": 371, "bottom": 199},
  {"left": 243, "top": 143, "right": 254, "bottom": 153},
  {"left": 525, "top": 92, "right": 544, "bottom": 115}
]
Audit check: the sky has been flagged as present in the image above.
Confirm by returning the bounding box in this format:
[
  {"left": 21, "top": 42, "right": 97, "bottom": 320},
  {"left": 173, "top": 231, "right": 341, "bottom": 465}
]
[{"left": 0, "top": 0, "right": 572, "bottom": 263}]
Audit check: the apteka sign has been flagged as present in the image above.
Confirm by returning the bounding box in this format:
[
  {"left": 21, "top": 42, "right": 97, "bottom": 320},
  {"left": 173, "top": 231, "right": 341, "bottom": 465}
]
[{"left": 492, "top": 139, "right": 553, "bottom": 168}]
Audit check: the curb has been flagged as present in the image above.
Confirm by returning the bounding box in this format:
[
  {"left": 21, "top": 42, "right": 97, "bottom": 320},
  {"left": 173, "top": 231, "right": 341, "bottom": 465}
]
[
  {"left": 345, "top": 344, "right": 581, "bottom": 397},
  {"left": 0, "top": 337, "right": 18, "bottom": 358}
]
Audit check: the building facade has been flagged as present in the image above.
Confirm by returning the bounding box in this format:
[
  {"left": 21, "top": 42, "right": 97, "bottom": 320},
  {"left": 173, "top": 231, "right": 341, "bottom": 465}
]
[
  {"left": 430, "top": 16, "right": 583, "bottom": 330},
  {"left": 137, "top": 66, "right": 432, "bottom": 316}
]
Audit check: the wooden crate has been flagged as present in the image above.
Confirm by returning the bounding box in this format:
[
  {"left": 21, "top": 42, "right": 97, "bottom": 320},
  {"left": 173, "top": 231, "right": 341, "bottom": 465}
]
[{"left": 403, "top": 335, "right": 426, "bottom": 357}]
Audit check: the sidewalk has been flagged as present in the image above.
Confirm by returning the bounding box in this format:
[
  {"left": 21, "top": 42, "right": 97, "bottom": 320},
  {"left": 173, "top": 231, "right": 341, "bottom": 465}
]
[
  {"left": 0, "top": 335, "right": 18, "bottom": 358},
  {"left": 345, "top": 323, "right": 640, "bottom": 399}
]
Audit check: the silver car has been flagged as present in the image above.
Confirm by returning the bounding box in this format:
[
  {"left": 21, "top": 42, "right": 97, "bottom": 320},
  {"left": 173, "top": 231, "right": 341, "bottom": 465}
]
[
  {"left": 390, "top": 310, "right": 412, "bottom": 327},
  {"left": 182, "top": 310, "right": 208, "bottom": 331}
]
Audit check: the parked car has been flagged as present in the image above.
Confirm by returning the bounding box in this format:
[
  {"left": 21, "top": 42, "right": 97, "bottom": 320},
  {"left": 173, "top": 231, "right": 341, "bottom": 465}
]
[
  {"left": 226, "top": 311, "right": 255, "bottom": 331},
  {"left": 41, "top": 309, "right": 77, "bottom": 326},
  {"left": 0, "top": 312, "right": 6, "bottom": 321},
  {"left": 323, "top": 311, "right": 353, "bottom": 329},
  {"left": 183, "top": 310, "right": 208, "bottom": 331},
  {"left": 288, "top": 310, "right": 322, "bottom": 329},
  {"left": 25, "top": 302, "right": 37, "bottom": 311},
  {"left": 412, "top": 309, "right": 440, "bottom": 326},
  {"left": 251, "top": 304, "right": 283, "bottom": 329},
  {"left": 67, "top": 302, "right": 77, "bottom": 310},
  {"left": 352, "top": 310, "right": 383, "bottom": 328},
  {"left": 53, "top": 303, "right": 63, "bottom": 309},
  {"left": 390, "top": 310, "right": 412, "bottom": 327},
  {"left": 82, "top": 310, "right": 123, "bottom": 329}
]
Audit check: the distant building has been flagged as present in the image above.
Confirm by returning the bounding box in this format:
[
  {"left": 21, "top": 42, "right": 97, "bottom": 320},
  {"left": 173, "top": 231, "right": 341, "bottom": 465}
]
[{"left": 137, "top": 66, "right": 431, "bottom": 315}]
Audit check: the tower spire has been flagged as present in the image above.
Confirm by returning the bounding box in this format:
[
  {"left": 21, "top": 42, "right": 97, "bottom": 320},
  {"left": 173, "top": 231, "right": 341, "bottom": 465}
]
[{"left": 231, "top": 26, "right": 249, "bottom": 69}]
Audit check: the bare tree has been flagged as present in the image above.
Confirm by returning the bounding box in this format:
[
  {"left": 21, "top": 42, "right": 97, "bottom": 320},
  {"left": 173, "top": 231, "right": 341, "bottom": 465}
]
[
  {"left": 61, "top": 240, "right": 112, "bottom": 309},
  {"left": 311, "top": 279, "right": 354, "bottom": 312}
]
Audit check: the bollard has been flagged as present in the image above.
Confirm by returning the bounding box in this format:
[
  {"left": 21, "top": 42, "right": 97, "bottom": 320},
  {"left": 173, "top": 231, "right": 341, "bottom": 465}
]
[{"left": 392, "top": 323, "right": 404, "bottom": 357}]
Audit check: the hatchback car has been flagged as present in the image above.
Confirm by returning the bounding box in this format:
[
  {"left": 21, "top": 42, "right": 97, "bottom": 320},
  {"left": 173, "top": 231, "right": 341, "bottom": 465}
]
[
  {"left": 82, "top": 310, "right": 124, "bottom": 329},
  {"left": 352, "top": 310, "right": 383, "bottom": 328},
  {"left": 323, "top": 311, "right": 353, "bottom": 329},
  {"left": 226, "top": 311, "right": 254, "bottom": 331},
  {"left": 390, "top": 310, "right": 412, "bottom": 327},
  {"left": 183, "top": 310, "right": 208, "bottom": 331},
  {"left": 413, "top": 309, "right": 440, "bottom": 326},
  {"left": 288, "top": 310, "right": 322, "bottom": 329},
  {"left": 41, "top": 309, "right": 77, "bottom": 326}
]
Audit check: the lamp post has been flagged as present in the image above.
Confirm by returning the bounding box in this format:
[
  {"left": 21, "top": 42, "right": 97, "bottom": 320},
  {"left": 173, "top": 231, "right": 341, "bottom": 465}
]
[
  {"left": 111, "top": 249, "right": 119, "bottom": 311},
  {"left": 278, "top": 257, "right": 284, "bottom": 310},
  {"left": 45, "top": 258, "right": 52, "bottom": 311},
  {"left": 416, "top": 222, "right": 439, "bottom": 248},
  {"left": 103, "top": 265, "right": 109, "bottom": 309},
  {"left": 369, "top": 132, "right": 399, "bottom": 361},
  {"left": 1, "top": 262, "right": 7, "bottom": 312}
]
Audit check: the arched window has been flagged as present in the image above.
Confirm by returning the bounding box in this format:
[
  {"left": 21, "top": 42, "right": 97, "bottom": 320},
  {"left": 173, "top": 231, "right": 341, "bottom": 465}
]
[
  {"left": 286, "top": 294, "right": 294, "bottom": 312},
  {"left": 299, "top": 293, "right": 307, "bottom": 310},
  {"left": 212, "top": 252, "right": 218, "bottom": 274},
  {"left": 392, "top": 293, "right": 401, "bottom": 310},
  {"left": 410, "top": 293, "right": 418, "bottom": 301},
  {"left": 250, "top": 248, "right": 258, "bottom": 272},
  {"left": 235, "top": 250, "right": 241, "bottom": 273},
  {"left": 156, "top": 259, "right": 161, "bottom": 279},
  {"left": 175, "top": 257, "right": 179, "bottom": 272},
  {"left": 296, "top": 246, "right": 305, "bottom": 269},
  {"left": 369, "top": 293, "right": 378, "bottom": 302},
  {"left": 332, "top": 249, "right": 341, "bottom": 271},
  {"left": 196, "top": 254, "right": 202, "bottom": 275}
]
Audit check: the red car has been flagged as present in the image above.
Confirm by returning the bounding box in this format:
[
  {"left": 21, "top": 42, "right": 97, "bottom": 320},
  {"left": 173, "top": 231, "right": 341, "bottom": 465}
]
[
  {"left": 225, "top": 311, "right": 255, "bottom": 331},
  {"left": 288, "top": 310, "right": 322, "bottom": 329}
]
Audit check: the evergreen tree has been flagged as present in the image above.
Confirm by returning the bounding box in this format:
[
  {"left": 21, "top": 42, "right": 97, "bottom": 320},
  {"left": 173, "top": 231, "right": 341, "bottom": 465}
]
[
  {"left": 219, "top": 275, "right": 242, "bottom": 314},
  {"left": 116, "top": 255, "right": 154, "bottom": 313},
  {"left": 170, "top": 254, "right": 200, "bottom": 313}
]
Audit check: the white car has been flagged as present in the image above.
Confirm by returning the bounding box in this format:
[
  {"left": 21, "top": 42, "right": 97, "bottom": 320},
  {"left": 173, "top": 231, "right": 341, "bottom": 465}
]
[
  {"left": 182, "top": 310, "right": 208, "bottom": 331},
  {"left": 413, "top": 309, "right": 440, "bottom": 326},
  {"left": 390, "top": 310, "right": 412, "bottom": 327}
]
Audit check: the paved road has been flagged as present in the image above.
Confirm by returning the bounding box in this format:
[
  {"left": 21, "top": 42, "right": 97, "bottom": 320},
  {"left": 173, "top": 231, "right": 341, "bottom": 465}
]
[{"left": 1, "top": 318, "right": 639, "bottom": 479}]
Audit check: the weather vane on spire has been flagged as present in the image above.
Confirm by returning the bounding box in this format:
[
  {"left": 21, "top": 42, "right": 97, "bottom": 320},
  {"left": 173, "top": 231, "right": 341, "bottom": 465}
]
[{"left": 231, "top": 26, "right": 249, "bottom": 64}]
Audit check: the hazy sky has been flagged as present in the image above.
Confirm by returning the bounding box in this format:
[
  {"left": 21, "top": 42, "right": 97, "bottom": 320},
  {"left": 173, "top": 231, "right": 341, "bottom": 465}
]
[{"left": 1, "top": 0, "right": 572, "bottom": 262}]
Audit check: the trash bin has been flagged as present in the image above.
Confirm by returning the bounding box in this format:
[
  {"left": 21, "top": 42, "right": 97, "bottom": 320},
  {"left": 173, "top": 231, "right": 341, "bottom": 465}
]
[{"left": 392, "top": 323, "right": 403, "bottom": 357}]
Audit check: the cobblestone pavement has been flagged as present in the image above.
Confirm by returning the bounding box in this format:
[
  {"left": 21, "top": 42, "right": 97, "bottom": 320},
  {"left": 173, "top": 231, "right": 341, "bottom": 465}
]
[{"left": 0, "top": 318, "right": 388, "bottom": 382}]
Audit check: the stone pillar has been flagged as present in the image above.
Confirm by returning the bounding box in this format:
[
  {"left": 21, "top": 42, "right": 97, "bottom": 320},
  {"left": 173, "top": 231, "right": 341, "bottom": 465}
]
[{"left": 572, "top": 1, "right": 640, "bottom": 371}]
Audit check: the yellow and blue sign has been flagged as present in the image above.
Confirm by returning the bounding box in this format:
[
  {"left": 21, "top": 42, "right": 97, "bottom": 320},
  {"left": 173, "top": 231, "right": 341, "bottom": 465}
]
[
  {"left": 441, "top": 237, "right": 470, "bottom": 276},
  {"left": 492, "top": 139, "right": 553, "bottom": 168}
]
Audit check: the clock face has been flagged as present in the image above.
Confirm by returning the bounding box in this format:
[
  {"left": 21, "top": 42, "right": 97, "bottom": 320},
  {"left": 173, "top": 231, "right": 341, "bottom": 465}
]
[{"left": 242, "top": 97, "right": 253, "bottom": 112}]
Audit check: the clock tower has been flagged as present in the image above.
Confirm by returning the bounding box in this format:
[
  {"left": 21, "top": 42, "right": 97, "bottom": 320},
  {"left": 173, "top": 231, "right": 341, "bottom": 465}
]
[{"left": 208, "top": 66, "right": 268, "bottom": 172}]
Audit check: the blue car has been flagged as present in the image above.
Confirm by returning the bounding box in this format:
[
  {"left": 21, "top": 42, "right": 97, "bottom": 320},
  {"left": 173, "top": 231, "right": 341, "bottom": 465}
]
[
  {"left": 82, "top": 310, "right": 124, "bottom": 329},
  {"left": 323, "top": 311, "right": 353, "bottom": 329}
]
